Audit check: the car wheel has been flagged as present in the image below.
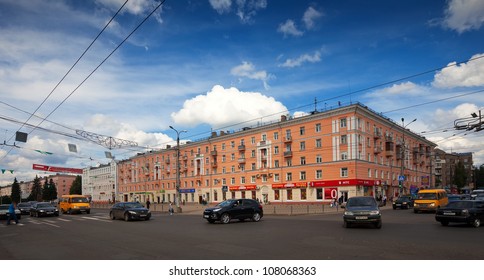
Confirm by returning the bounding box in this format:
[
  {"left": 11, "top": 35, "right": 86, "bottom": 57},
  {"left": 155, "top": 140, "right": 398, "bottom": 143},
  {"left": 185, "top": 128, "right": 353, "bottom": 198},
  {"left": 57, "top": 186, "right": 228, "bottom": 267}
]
[
  {"left": 124, "top": 213, "right": 130, "bottom": 222},
  {"left": 392, "top": 206, "right": 396, "bottom": 210},
  {"left": 472, "top": 218, "right": 481, "bottom": 228},
  {"left": 207, "top": 219, "right": 215, "bottom": 224},
  {"left": 375, "top": 221, "right": 382, "bottom": 229},
  {"left": 109, "top": 212, "right": 115, "bottom": 220},
  {"left": 86, "top": 210, "right": 90, "bottom": 214},
  {"left": 343, "top": 220, "right": 350, "bottom": 228},
  {"left": 145, "top": 216, "right": 150, "bottom": 221},
  {"left": 251, "top": 212, "right": 261, "bottom": 222},
  {"left": 440, "top": 221, "right": 449, "bottom": 226},
  {"left": 220, "top": 213, "right": 230, "bottom": 224}
]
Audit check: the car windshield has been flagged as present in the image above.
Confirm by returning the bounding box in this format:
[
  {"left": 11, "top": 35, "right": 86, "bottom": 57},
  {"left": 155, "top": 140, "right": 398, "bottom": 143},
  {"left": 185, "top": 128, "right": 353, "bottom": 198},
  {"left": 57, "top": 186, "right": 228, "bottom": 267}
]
[
  {"left": 37, "top": 203, "right": 52, "bottom": 208},
  {"left": 71, "top": 197, "right": 89, "bottom": 203},
  {"left": 124, "top": 203, "right": 143, "bottom": 209},
  {"left": 0, "top": 205, "right": 9, "bottom": 210},
  {"left": 18, "top": 203, "right": 30, "bottom": 207},
  {"left": 216, "top": 200, "right": 235, "bottom": 207},
  {"left": 417, "top": 193, "right": 437, "bottom": 200},
  {"left": 347, "top": 197, "right": 377, "bottom": 207},
  {"left": 446, "top": 201, "right": 473, "bottom": 208}
]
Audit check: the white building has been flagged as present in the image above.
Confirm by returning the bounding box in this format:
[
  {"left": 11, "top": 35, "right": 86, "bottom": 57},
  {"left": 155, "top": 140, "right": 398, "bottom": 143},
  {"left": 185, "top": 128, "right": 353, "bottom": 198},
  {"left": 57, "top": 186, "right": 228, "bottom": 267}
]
[{"left": 82, "top": 160, "right": 117, "bottom": 203}]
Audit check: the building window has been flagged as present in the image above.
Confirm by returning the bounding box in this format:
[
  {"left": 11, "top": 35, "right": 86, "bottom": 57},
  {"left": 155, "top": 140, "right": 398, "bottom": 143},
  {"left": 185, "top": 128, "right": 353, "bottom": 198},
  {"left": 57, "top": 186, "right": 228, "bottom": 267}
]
[
  {"left": 231, "top": 166, "right": 235, "bottom": 173},
  {"left": 341, "top": 167, "right": 348, "bottom": 177},
  {"left": 341, "top": 152, "right": 348, "bottom": 160},
  {"left": 316, "top": 170, "right": 322, "bottom": 179},
  {"left": 262, "top": 134, "right": 267, "bottom": 141},
  {"left": 222, "top": 167, "right": 226, "bottom": 174},
  {"left": 231, "top": 178, "right": 235, "bottom": 184},
  {"left": 221, "top": 143, "right": 225, "bottom": 150},
  {"left": 301, "top": 189, "right": 307, "bottom": 200},
  {"left": 273, "top": 132, "right": 279, "bottom": 140},
  {"left": 274, "top": 173, "right": 280, "bottom": 182},
  {"left": 341, "top": 135, "right": 347, "bottom": 145},
  {"left": 222, "top": 155, "right": 226, "bottom": 162},
  {"left": 251, "top": 163, "right": 256, "bottom": 170},
  {"left": 316, "top": 188, "right": 323, "bottom": 200},
  {"left": 261, "top": 175, "right": 267, "bottom": 182},
  {"left": 287, "top": 189, "right": 293, "bottom": 200},
  {"left": 316, "top": 155, "right": 322, "bottom": 163},
  {"left": 286, "top": 172, "right": 292, "bottom": 181},
  {"left": 286, "top": 159, "right": 292, "bottom": 167},
  {"left": 274, "top": 160, "right": 279, "bottom": 168},
  {"left": 368, "top": 168, "right": 372, "bottom": 177},
  {"left": 300, "top": 157, "right": 306, "bottom": 165},
  {"left": 251, "top": 137, "right": 256, "bottom": 144},
  {"left": 300, "top": 126, "right": 305, "bottom": 135},
  {"left": 274, "top": 146, "right": 279, "bottom": 154},
  {"left": 300, "top": 171, "right": 306, "bottom": 180},
  {"left": 274, "top": 190, "right": 280, "bottom": 200},
  {"left": 241, "top": 177, "right": 246, "bottom": 184},
  {"left": 231, "top": 141, "right": 235, "bottom": 148},
  {"left": 315, "top": 139, "right": 322, "bottom": 148},
  {"left": 251, "top": 150, "right": 256, "bottom": 157},
  {"left": 300, "top": 141, "right": 306, "bottom": 151},
  {"left": 341, "top": 118, "right": 347, "bottom": 128},
  {"left": 315, "top": 123, "right": 321, "bottom": 132}
]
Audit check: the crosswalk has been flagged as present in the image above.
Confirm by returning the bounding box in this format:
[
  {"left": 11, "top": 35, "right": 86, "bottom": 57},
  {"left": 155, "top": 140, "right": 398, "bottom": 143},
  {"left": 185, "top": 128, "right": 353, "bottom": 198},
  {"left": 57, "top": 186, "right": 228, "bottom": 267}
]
[{"left": 0, "top": 214, "right": 112, "bottom": 227}]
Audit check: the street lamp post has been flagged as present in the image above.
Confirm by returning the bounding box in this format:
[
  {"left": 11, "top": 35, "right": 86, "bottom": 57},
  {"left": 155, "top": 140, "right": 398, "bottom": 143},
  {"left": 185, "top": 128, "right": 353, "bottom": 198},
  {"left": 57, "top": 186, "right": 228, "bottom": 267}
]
[
  {"left": 169, "top": 126, "right": 187, "bottom": 213},
  {"left": 400, "top": 118, "right": 417, "bottom": 195}
]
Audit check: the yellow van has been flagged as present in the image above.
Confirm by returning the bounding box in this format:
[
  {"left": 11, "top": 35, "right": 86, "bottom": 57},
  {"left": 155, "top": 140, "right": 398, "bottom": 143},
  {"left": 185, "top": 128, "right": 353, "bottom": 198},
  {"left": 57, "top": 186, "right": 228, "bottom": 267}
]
[
  {"left": 413, "top": 189, "right": 448, "bottom": 213},
  {"left": 59, "top": 195, "right": 91, "bottom": 214}
]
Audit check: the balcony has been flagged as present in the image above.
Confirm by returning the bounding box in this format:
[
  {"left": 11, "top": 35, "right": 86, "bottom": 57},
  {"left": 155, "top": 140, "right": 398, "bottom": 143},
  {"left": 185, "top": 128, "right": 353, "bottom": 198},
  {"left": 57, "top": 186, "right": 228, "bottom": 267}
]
[
  {"left": 374, "top": 147, "right": 382, "bottom": 154},
  {"left": 284, "top": 151, "right": 293, "bottom": 157},
  {"left": 211, "top": 150, "right": 217, "bottom": 156},
  {"left": 211, "top": 161, "right": 217, "bottom": 167},
  {"left": 385, "top": 135, "right": 394, "bottom": 143},
  {"left": 238, "top": 145, "right": 246, "bottom": 151},
  {"left": 374, "top": 130, "right": 382, "bottom": 139},
  {"left": 238, "top": 158, "right": 246, "bottom": 163},
  {"left": 385, "top": 150, "right": 394, "bottom": 157},
  {"left": 284, "top": 136, "right": 292, "bottom": 143}
]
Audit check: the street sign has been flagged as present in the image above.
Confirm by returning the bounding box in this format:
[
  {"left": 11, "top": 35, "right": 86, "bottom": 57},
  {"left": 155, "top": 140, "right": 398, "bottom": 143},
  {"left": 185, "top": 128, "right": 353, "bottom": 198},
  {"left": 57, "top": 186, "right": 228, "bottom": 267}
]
[{"left": 398, "top": 175, "right": 405, "bottom": 181}]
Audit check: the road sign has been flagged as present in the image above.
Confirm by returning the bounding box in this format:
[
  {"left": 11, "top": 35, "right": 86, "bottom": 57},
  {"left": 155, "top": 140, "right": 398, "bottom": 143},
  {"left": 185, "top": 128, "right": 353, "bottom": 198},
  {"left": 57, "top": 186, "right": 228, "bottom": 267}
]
[{"left": 398, "top": 175, "right": 405, "bottom": 181}]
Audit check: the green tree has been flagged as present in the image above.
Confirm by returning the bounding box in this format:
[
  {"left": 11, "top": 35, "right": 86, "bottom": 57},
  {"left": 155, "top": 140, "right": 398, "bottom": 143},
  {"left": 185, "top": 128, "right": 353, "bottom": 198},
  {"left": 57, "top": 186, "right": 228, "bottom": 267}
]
[
  {"left": 70, "top": 175, "right": 82, "bottom": 195},
  {"left": 28, "top": 175, "right": 43, "bottom": 201},
  {"left": 475, "top": 164, "right": 484, "bottom": 189},
  {"left": 10, "top": 177, "right": 21, "bottom": 203},
  {"left": 41, "top": 178, "right": 58, "bottom": 201},
  {"left": 453, "top": 161, "right": 467, "bottom": 192}
]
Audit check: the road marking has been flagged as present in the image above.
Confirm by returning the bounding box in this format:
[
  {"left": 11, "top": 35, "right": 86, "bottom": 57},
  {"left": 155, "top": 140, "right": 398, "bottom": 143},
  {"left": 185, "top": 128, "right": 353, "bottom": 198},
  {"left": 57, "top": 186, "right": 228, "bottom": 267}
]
[
  {"left": 40, "top": 222, "right": 60, "bottom": 228},
  {"left": 81, "top": 216, "right": 112, "bottom": 223},
  {"left": 57, "top": 218, "right": 70, "bottom": 222}
]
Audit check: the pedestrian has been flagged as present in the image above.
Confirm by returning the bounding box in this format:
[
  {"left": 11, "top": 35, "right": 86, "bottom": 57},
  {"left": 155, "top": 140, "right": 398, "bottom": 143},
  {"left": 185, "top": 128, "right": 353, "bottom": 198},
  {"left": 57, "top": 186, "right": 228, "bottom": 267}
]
[
  {"left": 6, "top": 201, "right": 19, "bottom": 225},
  {"left": 146, "top": 199, "right": 151, "bottom": 210},
  {"left": 168, "top": 202, "right": 174, "bottom": 215},
  {"left": 383, "top": 194, "right": 387, "bottom": 206}
]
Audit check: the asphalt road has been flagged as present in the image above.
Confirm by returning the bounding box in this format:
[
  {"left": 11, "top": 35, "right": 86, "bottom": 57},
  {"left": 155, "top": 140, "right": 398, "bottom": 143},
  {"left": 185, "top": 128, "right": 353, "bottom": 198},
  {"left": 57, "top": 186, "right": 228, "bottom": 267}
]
[{"left": 1, "top": 208, "right": 483, "bottom": 260}]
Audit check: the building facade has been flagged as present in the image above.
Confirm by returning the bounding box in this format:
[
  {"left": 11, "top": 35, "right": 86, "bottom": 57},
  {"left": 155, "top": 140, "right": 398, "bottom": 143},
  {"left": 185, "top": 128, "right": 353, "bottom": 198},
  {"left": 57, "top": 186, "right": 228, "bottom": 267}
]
[
  {"left": 82, "top": 160, "right": 117, "bottom": 203},
  {"left": 434, "top": 149, "right": 474, "bottom": 192},
  {"left": 0, "top": 174, "right": 76, "bottom": 200},
  {"left": 117, "top": 103, "right": 437, "bottom": 205}
]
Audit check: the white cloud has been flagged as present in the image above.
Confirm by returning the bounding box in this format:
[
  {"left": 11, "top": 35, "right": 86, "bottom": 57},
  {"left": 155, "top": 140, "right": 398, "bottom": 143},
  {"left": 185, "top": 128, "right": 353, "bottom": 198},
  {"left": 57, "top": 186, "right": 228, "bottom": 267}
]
[
  {"left": 432, "top": 53, "right": 484, "bottom": 88},
  {"left": 442, "top": 0, "right": 484, "bottom": 33},
  {"left": 208, "top": 0, "right": 267, "bottom": 23},
  {"left": 279, "top": 50, "right": 321, "bottom": 68},
  {"left": 230, "top": 61, "right": 273, "bottom": 89},
  {"left": 171, "top": 85, "right": 288, "bottom": 128},
  {"left": 302, "top": 6, "right": 323, "bottom": 29},
  {"left": 371, "top": 81, "right": 428, "bottom": 96},
  {"left": 209, "top": 0, "right": 232, "bottom": 14},
  {"left": 278, "top": 20, "right": 304, "bottom": 37}
]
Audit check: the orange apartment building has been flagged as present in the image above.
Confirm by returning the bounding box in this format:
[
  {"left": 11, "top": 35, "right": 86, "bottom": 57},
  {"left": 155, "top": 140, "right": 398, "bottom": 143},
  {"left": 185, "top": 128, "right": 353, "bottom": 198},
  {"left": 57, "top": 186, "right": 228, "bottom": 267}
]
[{"left": 117, "top": 103, "right": 436, "bottom": 205}]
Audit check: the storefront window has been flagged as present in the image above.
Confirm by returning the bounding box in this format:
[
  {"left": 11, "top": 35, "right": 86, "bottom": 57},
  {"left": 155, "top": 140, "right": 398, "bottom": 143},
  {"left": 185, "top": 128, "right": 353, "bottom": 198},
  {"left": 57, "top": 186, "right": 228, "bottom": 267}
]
[
  {"left": 287, "top": 189, "right": 293, "bottom": 200},
  {"left": 316, "top": 188, "right": 323, "bottom": 200},
  {"left": 274, "top": 190, "right": 280, "bottom": 200},
  {"left": 252, "top": 191, "right": 256, "bottom": 199},
  {"left": 214, "top": 191, "right": 218, "bottom": 201},
  {"left": 231, "top": 191, "right": 235, "bottom": 199},
  {"left": 301, "top": 189, "right": 307, "bottom": 200},
  {"left": 241, "top": 191, "right": 246, "bottom": 198}
]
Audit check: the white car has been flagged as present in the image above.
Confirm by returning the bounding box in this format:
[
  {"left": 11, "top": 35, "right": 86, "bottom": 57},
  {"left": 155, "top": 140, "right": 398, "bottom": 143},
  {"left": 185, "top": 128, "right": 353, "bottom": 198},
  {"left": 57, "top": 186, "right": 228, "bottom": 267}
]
[{"left": 0, "top": 204, "right": 22, "bottom": 220}]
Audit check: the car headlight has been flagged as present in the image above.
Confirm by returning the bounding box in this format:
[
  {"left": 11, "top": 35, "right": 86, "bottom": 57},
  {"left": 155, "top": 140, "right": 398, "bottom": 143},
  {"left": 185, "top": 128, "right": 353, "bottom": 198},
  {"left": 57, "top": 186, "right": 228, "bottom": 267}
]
[
  {"left": 213, "top": 208, "right": 222, "bottom": 212},
  {"left": 402, "top": 202, "right": 407, "bottom": 204},
  {"left": 462, "top": 209, "right": 469, "bottom": 215},
  {"left": 344, "top": 211, "right": 354, "bottom": 216},
  {"left": 429, "top": 203, "right": 435, "bottom": 207},
  {"left": 370, "top": 210, "right": 380, "bottom": 215},
  {"left": 39, "top": 210, "right": 45, "bottom": 212},
  {"left": 128, "top": 211, "right": 137, "bottom": 214},
  {"left": 74, "top": 206, "right": 79, "bottom": 209}
]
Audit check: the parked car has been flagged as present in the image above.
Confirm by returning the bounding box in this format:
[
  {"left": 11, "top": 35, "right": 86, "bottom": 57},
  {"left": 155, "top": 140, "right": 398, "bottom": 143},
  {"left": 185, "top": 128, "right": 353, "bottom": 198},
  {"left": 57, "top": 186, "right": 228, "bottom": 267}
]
[
  {"left": 435, "top": 200, "right": 484, "bottom": 228},
  {"left": 17, "top": 201, "right": 35, "bottom": 215},
  {"left": 343, "top": 196, "right": 381, "bottom": 229},
  {"left": 29, "top": 202, "right": 60, "bottom": 217},
  {"left": 470, "top": 189, "right": 484, "bottom": 201},
  {"left": 0, "top": 204, "right": 22, "bottom": 220},
  {"left": 109, "top": 202, "right": 151, "bottom": 221},
  {"left": 203, "top": 199, "right": 263, "bottom": 224},
  {"left": 393, "top": 195, "right": 414, "bottom": 209}
]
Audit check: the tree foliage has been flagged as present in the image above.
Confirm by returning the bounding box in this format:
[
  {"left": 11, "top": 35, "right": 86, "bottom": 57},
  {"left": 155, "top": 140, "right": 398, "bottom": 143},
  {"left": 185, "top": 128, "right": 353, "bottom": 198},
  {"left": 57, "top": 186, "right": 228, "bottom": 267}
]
[
  {"left": 42, "top": 178, "right": 58, "bottom": 201},
  {"left": 475, "top": 164, "right": 484, "bottom": 189},
  {"left": 69, "top": 175, "right": 82, "bottom": 195},
  {"left": 453, "top": 161, "right": 467, "bottom": 191},
  {"left": 28, "top": 175, "right": 43, "bottom": 202},
  {"left": 10, "top": 177, "right": 21, "bottom": 203}
]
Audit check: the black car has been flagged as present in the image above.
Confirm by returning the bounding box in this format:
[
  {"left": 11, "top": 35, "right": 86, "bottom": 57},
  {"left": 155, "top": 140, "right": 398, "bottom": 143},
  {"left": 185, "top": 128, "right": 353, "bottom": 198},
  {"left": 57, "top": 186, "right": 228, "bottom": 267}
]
[
  {"left": 393, "top": 196, "right": 414, "bottom": 209},
  {"left": 30, "top": 202, "right": 59, "bottom": 217},
  {"left": 109, "top": 202, "right": 151, "bottom": 221},
  {"left": 343, "top": 196, "right": 382, "bottom": 229},
  {"left": 17, "top": 202, "right": 34, "bottom": 215},
  {"left": 203, "top": 199, "right": 263, "bottom": 224},
  {"left": 435, "top": 200, "right": 484, "bottom": 228}
]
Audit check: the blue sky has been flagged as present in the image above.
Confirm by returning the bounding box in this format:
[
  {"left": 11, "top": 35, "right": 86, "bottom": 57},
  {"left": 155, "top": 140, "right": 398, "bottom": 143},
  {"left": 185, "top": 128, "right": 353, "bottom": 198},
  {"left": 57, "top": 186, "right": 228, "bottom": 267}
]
[{"left": 0, "top": 0, "right": 483, "bottom": 185}]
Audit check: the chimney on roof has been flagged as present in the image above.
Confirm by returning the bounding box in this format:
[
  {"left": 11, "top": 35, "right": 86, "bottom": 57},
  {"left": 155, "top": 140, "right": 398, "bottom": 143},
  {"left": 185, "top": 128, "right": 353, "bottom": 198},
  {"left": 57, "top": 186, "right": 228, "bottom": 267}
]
[{"left": 281, "top": 115, "right": 287, "bottom": 121}]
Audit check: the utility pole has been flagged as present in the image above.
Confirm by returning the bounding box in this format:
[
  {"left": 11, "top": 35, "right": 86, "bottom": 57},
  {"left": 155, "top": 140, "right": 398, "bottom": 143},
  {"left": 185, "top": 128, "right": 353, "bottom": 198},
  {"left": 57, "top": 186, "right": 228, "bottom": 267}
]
[
  {"left": 400, "top": 118, "right": 417, "bottom": 195},
  {"left": 169, "top": 126, "right": 187, "bottom": 213}
]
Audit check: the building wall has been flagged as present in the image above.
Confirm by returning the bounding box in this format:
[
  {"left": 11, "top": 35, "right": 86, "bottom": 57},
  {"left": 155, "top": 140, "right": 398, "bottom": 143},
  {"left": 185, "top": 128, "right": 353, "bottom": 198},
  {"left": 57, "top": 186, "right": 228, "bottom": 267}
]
[
  {"left": 117, "top": 104, "right": 437, "bottom": 204},
  {"left": 82, "top": 160, "right": 117, "bottom": 203}
]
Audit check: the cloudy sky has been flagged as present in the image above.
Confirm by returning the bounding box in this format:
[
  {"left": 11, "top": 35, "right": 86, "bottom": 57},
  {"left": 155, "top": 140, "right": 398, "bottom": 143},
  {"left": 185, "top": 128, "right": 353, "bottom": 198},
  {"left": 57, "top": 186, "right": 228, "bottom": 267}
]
[{"left": 0, "top": 0, "right": 483, "bottom": 186}]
